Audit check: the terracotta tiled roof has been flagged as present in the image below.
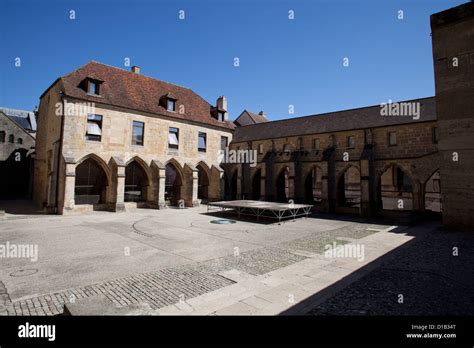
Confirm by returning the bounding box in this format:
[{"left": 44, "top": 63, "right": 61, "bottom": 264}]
[
  {"left": 59, "top": 61, "right": 235, "bottom": 130},
  {"left": 233, "top": 97, "right": 437, "bottom": 142}
]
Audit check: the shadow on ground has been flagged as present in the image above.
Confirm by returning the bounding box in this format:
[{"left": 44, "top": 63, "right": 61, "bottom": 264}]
[{"left": 281, "top": 223, "right": 474, "bottom": 315}]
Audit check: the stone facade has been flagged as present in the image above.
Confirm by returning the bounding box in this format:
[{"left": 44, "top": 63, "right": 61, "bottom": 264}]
[
  {"left": 0, "top": 110, "right": 36, "bottom": 198},
  {"left": 226, "top": 111, "right": 440, "bottom": 218},
  {"left": 431, "top": 2, "right": 474, "bottom": 230},
  {"left": 33, "top": 62, "right": 233, "bottom": 214}
]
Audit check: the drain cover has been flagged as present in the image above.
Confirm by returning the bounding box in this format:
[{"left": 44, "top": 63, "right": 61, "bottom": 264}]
[
  {"left": 10, "top": 269, "right": 38, "bottom": 277},
  {"left": 210, "top": 219, "right": 236, "bottom": 224}
]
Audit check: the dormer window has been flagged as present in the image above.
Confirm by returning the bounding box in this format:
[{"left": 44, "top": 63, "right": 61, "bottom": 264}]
[
  {"left": 88, "top": 81, "right": 99, "bottom": 95},
  {"left": 167, "top": 99, "right": 176, "bottom": 112},
  {"left": 160, "top": 93, "right": 178, "bottom": 112},
  {"left": 80, "top": 76, "right": 103, "bottom": 96},
  {"left": 217, "top": 111, "right": 225, "bottom": 122}
]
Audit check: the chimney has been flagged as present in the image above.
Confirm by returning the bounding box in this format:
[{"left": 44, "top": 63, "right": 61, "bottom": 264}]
[
  {"left": 131, "top": 66, "right": 141, "bottom": 74},
  {"left": 217, "top": 96, "right": 227, "bottom": 112},
  {"left": 258, "top": 111, "right": 265, "bottom": 117}
]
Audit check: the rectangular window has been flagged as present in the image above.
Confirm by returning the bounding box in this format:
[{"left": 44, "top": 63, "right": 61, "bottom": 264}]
[
  {"left": 218, "top": 111, "right": 225, "bottom": 122},
  {"left": 86, "top": 114, "right": 103, "bottom": 141},
  {"left": 0, "top": 131, "right": 5, "bottom": 143},
  {"left": 132, "top": 121, "right": 144, "bottom": 146},
  {"left": 88, "top": 81, "right": 99, "bottom": 95},
  {"left": 388, "top": 131, "right": 397, "bottom": 146},
  {"left": 313, "top": 138, "right": 320, "bottom": 150},
  {"left": 168, "top": 127, "right": 179, "bottom": 149},
  {"left": 283, "top": 144, "right": 290, "bottom": 152},
  {"left": 347, "top": 136, "right": 355, "bottom": 148},
  {"left": 258, "top": 143, "right": 264, "bottom": 154},
  {"left": 167, "top": 100, "right": 176, "bottom": 112},
  {"left": 198, "top": 132, "right": 207, "bottom": 152},
  {"left": 432, "top": 127, "right": 439, "bottom": 144},
  {"left": 220, "top": 136, "right": 228, "bottom": 151}
]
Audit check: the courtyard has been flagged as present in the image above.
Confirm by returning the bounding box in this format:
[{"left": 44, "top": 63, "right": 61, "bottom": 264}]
[{"left": 1, "top": 204, "right": 472, "bottom": 316}]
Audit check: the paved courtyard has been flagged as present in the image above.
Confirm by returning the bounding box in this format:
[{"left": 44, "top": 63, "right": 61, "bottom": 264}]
[{"left": 0, "top": 204, "right": 470, "bottom": 315}]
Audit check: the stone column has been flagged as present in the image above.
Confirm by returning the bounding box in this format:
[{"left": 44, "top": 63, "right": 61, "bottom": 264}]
[
  {"left": 237, "top": 165, "right": 242, "bottom": 199},
  {"left": 192, "top": 169, "right": 199, "bottom": 206},
  {"left": 151, "top": 160, "right": 166, "bottom": 209},
  {"left": 110, "top": 156, "right": 126, "bottom": 212},
  {"left": 260, "top": 166, "right": 266, "bottom": 200},
  {"left": 62, "top": 159, "right": 76, "bottom": 214},
  {"left": 320, "top": 162, "right": 330, "bottom": 212},
  {"left": 360, "top": 159, "right": 371, "bottom": 217}
]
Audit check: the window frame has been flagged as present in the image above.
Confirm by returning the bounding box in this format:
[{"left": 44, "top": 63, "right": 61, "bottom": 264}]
[
  {"left": 198, "top": 132, "right": 207, "bottom": 152},
  {"left": 388, "top": 131, "right": 397, "bottom": 146},
  {"left": 347, "top": 135, "right": 355, "bottom": 149},
  {"left": 87, "top": 80, "right": 101, "bottom": 96},
  {"left": 258, "top": 143, "right": 264, "bottom": 154},
  {"left": 8, "top": 134, "right": 14, "bottom": 143},
  {"left": 432, "top": 127, "right": 439, "bottom": 144},
  {"left": 167, "top": 99, "right": 176, "bottom": 112},
  {"left": 131, "top": 120, "right": 145, "bottom": 146},
  {"left": 220, "top": 136, "right": 228, "bottom": 151},
  {"left": 217, "top": 111, "right": 225, "bottom": 122},
  {"left": 313, "top": 138, "right": 320, "bottom": 150},
  {"left": 85, "top": 113, "right": 103, "bottom": 142},
  {"left": 0, "top": 131, "right": 5, "bottom": 143},
  {"left": 168, "top": 127, "right": 179, "bottom": 149}
]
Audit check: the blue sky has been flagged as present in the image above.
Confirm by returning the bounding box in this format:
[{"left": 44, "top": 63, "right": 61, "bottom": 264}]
[{"left": 0, "top": 0, "right": 466, "bottom": 121}]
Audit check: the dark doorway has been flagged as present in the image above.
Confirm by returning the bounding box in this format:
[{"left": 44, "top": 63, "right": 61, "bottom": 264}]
[
  {"left": 252, "top": 169, "right": 261, "bottom": 200},
  {"left": 125, "top": 160, "right": 148, "bottom": 202},
  {"left": 197, "top": 164, "right": 209, "bottom": 202},
  {"left": 75, "top": 157, "right": 108, "bottom": 205},
  {"left": 165, "top": 163, "right": 182, "bottom": 205},
  {"left": 230, "top": 170, "right": 238, "bottom": 200},
  {"left": 336, "top": 166, "right": 361, "bottom": 208},
  {"left": 377, "top": 165, "right": 413, "bottom": 211},
  {"left": 425, "top": 170, "right": 441, "bottom": 213},
  {"left": 304, "top": 167, "right": 322, "bottom": 205},
  {"left": 275, "top": 168, "right": 288, "bottom": 202},
  {"left": 0, "top": 149, "right": 32, "bottom": 199}
]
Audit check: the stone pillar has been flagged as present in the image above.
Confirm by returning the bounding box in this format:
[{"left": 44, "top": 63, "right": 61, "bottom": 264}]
[
  {"left": 62, "top": 159, "right": 76, "bottom": 214},
  {"left": 237, "top": 165, "right": 242, "bottom": 199},
  {"left": 192, "top": 168, "right": 199, "bottom": 207},
  {"left": 260, "top": 166, "right": 266, "bottom": 200},
  {"left": 151, "top": 160, "right": 166, "bottom": 209},
  {"left": 320, "top": 162, "right": 330, "bottom": 212},
  {"left": 412, "top": 182, "right": 424, "bottom": 212},
  {"left": 360, "top": 159, "right": 371, "bottom": 217},
  {"left": 110, "top": 156, "right": 126, "bottom": 212}
]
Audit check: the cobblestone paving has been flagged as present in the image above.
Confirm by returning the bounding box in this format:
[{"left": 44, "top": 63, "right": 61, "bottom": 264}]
[
  {"left": 278, "top": 223, "right": 378, "bottom": 254},
  {"left": 309, "top": 228, "right": 474, "bottom": 315},
  {"left": 2, "top": 222, "right": 386, "bottom": 316},
  {"left": 3, "top": 267, "right": 234, "bottom": 316}
]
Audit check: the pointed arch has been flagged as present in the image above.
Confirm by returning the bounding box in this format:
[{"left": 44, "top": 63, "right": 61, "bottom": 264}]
[{"left": 74, "top": 154, "right": 110, "bottom": 205}]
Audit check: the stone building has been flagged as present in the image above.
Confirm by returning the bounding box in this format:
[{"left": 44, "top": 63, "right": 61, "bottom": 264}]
[
  {"left": 0, "top": 107, "right": 37, "bottom": 198},
  {"left": 431, "top": 2, "right": 474, "bottom": 230},
  {"left": 226, "top": 97, "right": 441, "bottom": 217},
  {"left": 234, "top": 110, "right": 268, "bottom": 127},
  {"left": 33, "top": 61, "right": 234, "bottom": 214}
]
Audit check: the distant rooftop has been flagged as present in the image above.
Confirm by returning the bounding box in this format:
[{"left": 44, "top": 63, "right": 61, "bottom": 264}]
[{"left": 0, "top": 107, "right": 37, "bottom": 132}]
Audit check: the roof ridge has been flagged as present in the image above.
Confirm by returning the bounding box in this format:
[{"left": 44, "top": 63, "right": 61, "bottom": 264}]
[{"left": 236, "top": 96, "right": 436, "bottom": 127}]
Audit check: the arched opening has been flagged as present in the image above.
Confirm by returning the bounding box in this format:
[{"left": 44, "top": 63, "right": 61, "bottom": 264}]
[
  {"left": 304, "top": 166, "right": 323, "bottom": 205},
  {"left": 197, "top": 164, "right": 209, "bottom": 202},
  {"left": 425, "top": 170, "right": 441, "bottom": 213},
  {"left": 125, "top": 160, "right": 148, "bottom": 202},
  {"left": 165, "top": 162, "right": 182, "bottom": 206},
  {"left": 252, "top": 169, "right": 261, "bottom": 200},
  {"left": 336, "top": 166, "right": 361, "bottom": 208},
  {"left": 75, "top": 157, "right": 108, "bottom": 205},
  {"left": 230, "top": 170, "right": 238, "bottom": 200},
  {"left": 377, "top": 164, "right": 413, "bottom": 211},
  {"left": 275, "top": 167, "right": 289, "bottom": 203}
]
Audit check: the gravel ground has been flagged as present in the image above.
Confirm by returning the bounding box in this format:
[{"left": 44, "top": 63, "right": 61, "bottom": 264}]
[{"left": 309, "top": 226, "right": 474, "bottom": 315}]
